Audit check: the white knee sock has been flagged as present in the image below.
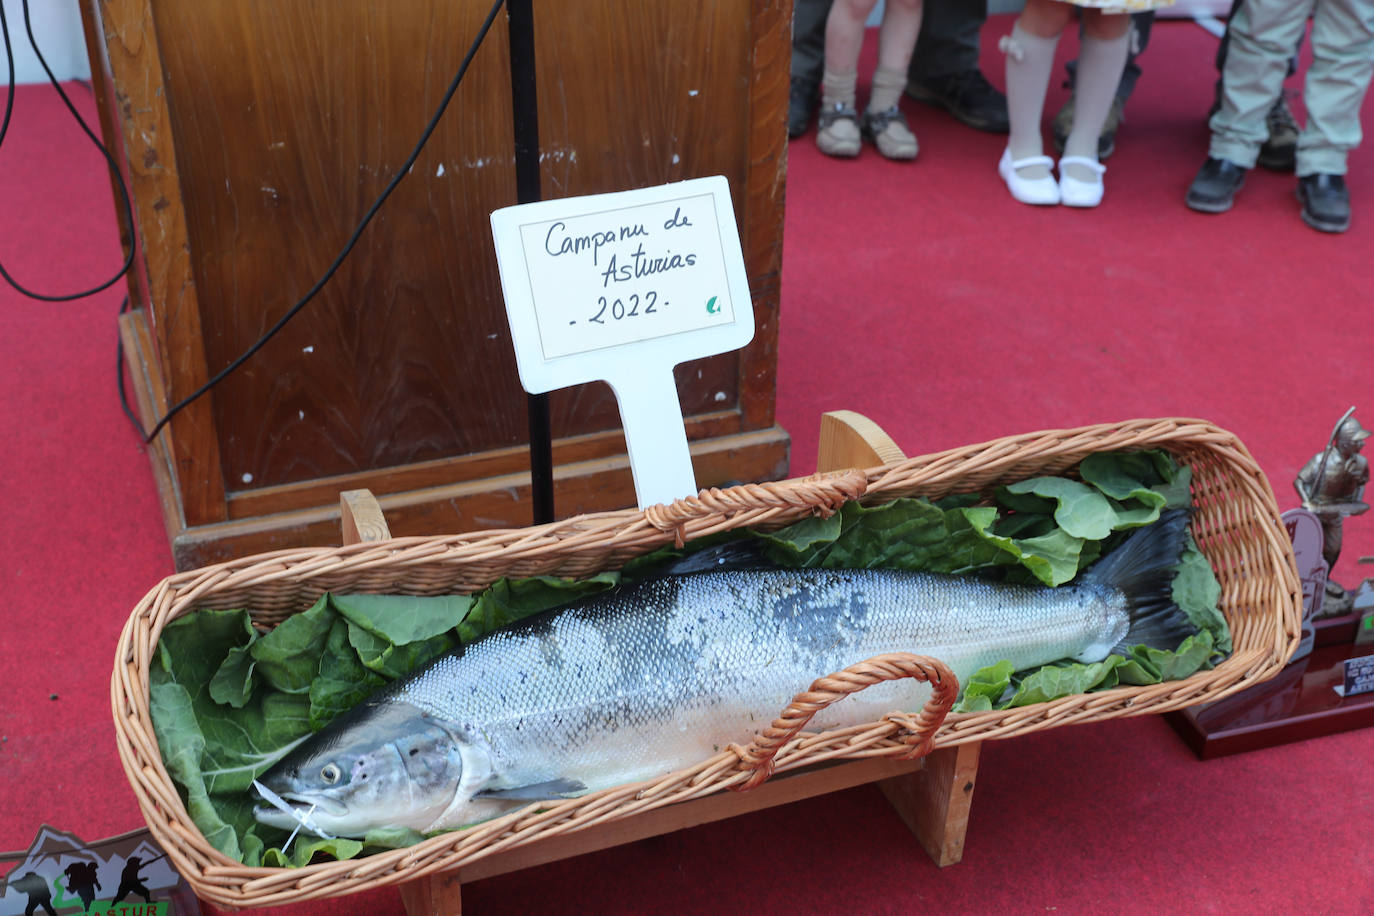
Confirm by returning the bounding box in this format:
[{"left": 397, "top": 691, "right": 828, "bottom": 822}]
[
  {"left": 1003, "top": 22, "right": 1060, "bottom": 180},
  {"left": 1064, "top": 30, "right": 1130, "bottom": 181}
]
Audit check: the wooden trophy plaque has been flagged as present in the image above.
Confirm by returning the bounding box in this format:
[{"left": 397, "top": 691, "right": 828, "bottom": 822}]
[{"left": 79, "top": 0, "right": 792, "bottom": 569}]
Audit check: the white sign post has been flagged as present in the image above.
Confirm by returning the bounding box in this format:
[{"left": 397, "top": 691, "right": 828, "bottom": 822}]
[{"left": 490, "top": 176, "right": 754, "bottom": 509}]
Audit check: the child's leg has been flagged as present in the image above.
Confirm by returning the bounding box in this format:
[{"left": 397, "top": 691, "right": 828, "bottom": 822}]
[
  {"left": 1211, "top": 0, "right": 1312, "bottom": 168},
  {"left": 819, "top": 0, "right": 880, "bottom": 156},
  {"left": 871, "top": 0, "right": 924, "bottom": 112},
  {"left": 1061, "top": 10, "right": 1130, "bottom": 182},
  {"left": 865, "top": 0, "right": 924, "bottom": 159},
  {"left": 1296, "top": 0, "right": 1374, "bottom": 178},
  {"left": 1003, "top": 0, "right": 1073, "bottom": 180}
]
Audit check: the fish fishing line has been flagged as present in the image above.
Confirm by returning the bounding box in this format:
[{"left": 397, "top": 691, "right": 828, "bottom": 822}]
[
  {"left": 138, "top": 0, "right": 509, "bottom": 445},
  {"left": 253, "top": 779, "right": 335, "bottom": 852},
  {"left": 0, "top": 0, "right": 137, "bottom": 301}
]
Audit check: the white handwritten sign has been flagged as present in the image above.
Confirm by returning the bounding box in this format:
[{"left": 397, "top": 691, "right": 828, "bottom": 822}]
[{"left": 490, "top": 177, "right": 754, "bottom": 508}]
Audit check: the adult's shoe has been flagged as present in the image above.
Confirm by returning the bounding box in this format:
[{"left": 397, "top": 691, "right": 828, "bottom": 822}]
[
  {"left": 1297, "top": 173, "right": 1351, "bottom": 233},
  {"left": 788, "top": 76, "right": 820, "bottom": 139},
  {"left": 906, "top": 69, "right": 1009, "bottom": 133},
  {"left": 1257, "top": 94, "right": 1298, "bottom": 171},
  {"left": 1051, "top": 94, "right": 1123, "bottom": 160},
  {"left": 1185, "top": 157, "right": 1247, "bottom": 213}
]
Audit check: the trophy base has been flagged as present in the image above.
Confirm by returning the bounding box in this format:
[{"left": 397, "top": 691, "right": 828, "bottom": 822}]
[{"left": 1165, "top": 614, "right": 1374, "bottom": 760}]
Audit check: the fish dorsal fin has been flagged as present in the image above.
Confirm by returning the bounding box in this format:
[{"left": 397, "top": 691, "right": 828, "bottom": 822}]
[
  {"left": 477, "top": 778, "right": 587, "bottom": 801},
  {"left": 647, "top": 539, "right": 772, "bottom": 577}
]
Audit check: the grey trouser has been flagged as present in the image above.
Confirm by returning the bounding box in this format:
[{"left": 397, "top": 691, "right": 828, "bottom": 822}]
[
  {"left": 791, "top": 0, "right": 985, "bottom": 87},
  {"left": 1211, "top": 0, "right": 1374, "bottom": 175}
]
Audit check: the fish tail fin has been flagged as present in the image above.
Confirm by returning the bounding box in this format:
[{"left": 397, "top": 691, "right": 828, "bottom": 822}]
[{"left": 1080, "top": 508, "right": 1199, "bottom": 654}]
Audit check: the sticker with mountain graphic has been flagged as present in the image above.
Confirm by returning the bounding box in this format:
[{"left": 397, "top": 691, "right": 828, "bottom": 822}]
[{"left": 1, "top": 826, "right": 198, "bottom": 916}]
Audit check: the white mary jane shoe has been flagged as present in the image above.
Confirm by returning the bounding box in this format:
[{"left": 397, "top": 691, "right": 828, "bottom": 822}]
[
  {"left": 998, "top": 148, "right": 1060, "bottom": 206},
  {"left": 1058, "top": 156, "right": 1107, "bottom": 208}
]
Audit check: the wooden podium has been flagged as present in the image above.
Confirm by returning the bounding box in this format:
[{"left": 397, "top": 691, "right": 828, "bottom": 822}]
[{"left": 79, "top": 0, "right": 792, "bottom": 570}]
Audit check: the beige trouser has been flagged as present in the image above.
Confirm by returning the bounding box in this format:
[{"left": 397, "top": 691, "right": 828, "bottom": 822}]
[{"left": 1210, "top": 0, "right": 1374, "bottom": 176}]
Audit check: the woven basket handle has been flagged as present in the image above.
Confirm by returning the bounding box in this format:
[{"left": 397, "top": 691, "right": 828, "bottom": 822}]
[
  {"left": 729, "top": 652, "right": 958, "bottom": 791},
  {"left": 644, "top": 470, "right": 868, "bottom": 547}
]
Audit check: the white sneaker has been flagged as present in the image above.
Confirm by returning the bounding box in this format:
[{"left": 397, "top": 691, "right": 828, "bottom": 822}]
[
  {"left": 998, "top": 148, "right": 1060, "bottom": 206},
  {"left": 1058, "top": 156, "right": 1106, "bottom": 208}
]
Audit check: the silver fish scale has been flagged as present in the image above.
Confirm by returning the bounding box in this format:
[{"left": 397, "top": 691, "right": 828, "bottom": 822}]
[{"left": 394, "top": 567, "right": 1125, "bottom": 809}]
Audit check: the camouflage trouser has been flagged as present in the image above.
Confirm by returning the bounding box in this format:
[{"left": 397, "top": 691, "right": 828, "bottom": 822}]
[{"left": 1210, "top": 0, "right": 1374, "bottom": 175}]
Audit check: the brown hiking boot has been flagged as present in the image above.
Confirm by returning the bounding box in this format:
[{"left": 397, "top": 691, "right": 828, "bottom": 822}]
[
  {"left": 1051, "top": 93, "right": 1123, "bottom": 160},
  {"left": 1258, "top": 93, "right": 1298, "bottom": 171}
]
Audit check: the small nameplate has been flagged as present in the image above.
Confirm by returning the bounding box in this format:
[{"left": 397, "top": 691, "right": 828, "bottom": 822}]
[
  {"left": 1333, "top": 653, "right": 1374, "bottom": 697},
  {"left": 490, "top": 177, "right": 754, "bottom": 508}
]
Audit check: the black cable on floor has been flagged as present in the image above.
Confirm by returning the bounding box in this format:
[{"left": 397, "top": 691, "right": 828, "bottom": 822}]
[{"left": 0, "top": 0, "right": 136, "bottom": 302}]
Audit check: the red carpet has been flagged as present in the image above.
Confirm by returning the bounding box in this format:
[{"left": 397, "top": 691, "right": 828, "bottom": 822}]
[{"left": 3, "top": 16, "right": 1374, "bottom": 914}]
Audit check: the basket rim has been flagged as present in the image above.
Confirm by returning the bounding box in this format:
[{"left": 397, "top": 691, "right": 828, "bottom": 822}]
[{"left": 110, "top": 416, "right": 1303, "bottom": 903}]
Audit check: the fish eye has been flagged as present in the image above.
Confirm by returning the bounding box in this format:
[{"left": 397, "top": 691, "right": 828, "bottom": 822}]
[{"left": 320, "top": 763, "right": 342, "bottom": 785}]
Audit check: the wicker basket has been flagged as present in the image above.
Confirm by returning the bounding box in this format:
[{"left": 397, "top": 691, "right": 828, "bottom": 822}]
[{"left": 111, "top": 418, "right": 1301, "bottom": 907}]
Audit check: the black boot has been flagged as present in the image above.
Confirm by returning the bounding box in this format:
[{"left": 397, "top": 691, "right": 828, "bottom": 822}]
[
  {"left": 1297, "top": 174, "right": 1351, "bottom": 233},
  {"left": 788, "top": 76, "right": 820, "bottom": 139},
  {"left": 905, "top": 69, "right": 1009, "bottom": 133},
  {"left": 1185, "top": 157, "right": 1247, "bottom": 213}
]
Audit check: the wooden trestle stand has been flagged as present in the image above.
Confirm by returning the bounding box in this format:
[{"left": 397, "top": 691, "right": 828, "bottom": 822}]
[{"left": 334, "top": 410, "right": 980, "bottom": 915}]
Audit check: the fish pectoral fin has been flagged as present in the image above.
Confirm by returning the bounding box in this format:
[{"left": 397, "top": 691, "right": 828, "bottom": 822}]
[{"left": 477, "top": 778, "right": 587, "bottom": 801}]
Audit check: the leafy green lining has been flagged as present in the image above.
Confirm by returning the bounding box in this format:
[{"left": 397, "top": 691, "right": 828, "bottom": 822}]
[{"left": 148, "top": 449, "right": 1227, "bottom": 866}]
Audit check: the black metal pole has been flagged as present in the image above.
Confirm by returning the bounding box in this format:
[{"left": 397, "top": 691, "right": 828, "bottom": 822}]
[{"left": 507, "top": 0, "right": 554, "bottom": 525}]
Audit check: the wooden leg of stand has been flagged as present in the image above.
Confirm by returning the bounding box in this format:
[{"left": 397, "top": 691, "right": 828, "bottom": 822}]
[
  {"left": 814, "top": 409, "right": 983, "bottom": 867},
  {"left": 878, "top": 742, "right": 980, "bottom": 867},
  {"left": 817, "top": 410, "right": 908, "bottom": 469},
  {"left": 340, "top": 488, "right": 391, "bottom": 545},
  {"left": 400, "top": 872, "right": 463, "bottom": 916}
]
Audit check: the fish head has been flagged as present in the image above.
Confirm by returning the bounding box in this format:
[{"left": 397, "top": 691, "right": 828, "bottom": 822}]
[{"left": 253, "top": 699, "right": 471, "bottom": 837}]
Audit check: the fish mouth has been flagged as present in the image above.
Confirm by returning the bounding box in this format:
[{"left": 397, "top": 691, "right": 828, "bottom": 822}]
[
  {"left": 253, "top": 782, "right": 349, "bottom": 826},
  {"left": 276, "top": 792, "right": 348, "bottom": 817}
]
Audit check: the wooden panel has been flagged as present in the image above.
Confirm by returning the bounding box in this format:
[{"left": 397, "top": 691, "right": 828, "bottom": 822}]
[
  {"left": 167, "top": 426, "right": 791, "bottom": 569},
  {"left": 139, "top": 0, "right": 780, "bottom": 494},
  {"left": 739, "top": 0, "right": 788, "bottom": 431},
  {"left": 94, "top": 0, "right": 229, "bottom": 526},
  {"left": 93, "top": 0, "right": 790, "bottom": 565},
  {"left": 149, "top": 0, "right": 520, "bottom": 492},
  {"left": 223, "top": 405, "right": 749, "bottom": 520}
]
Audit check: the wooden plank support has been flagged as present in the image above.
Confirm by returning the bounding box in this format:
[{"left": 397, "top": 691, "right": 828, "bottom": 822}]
[
  {"left": 878, "top": 741, "right": 981, "bottom": 867},
  {"left": 340, "top": 488, "right": 392, "bottom": 545},
  {"left": 815, "top": 409, "right": 982, "bottom": 868}
]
